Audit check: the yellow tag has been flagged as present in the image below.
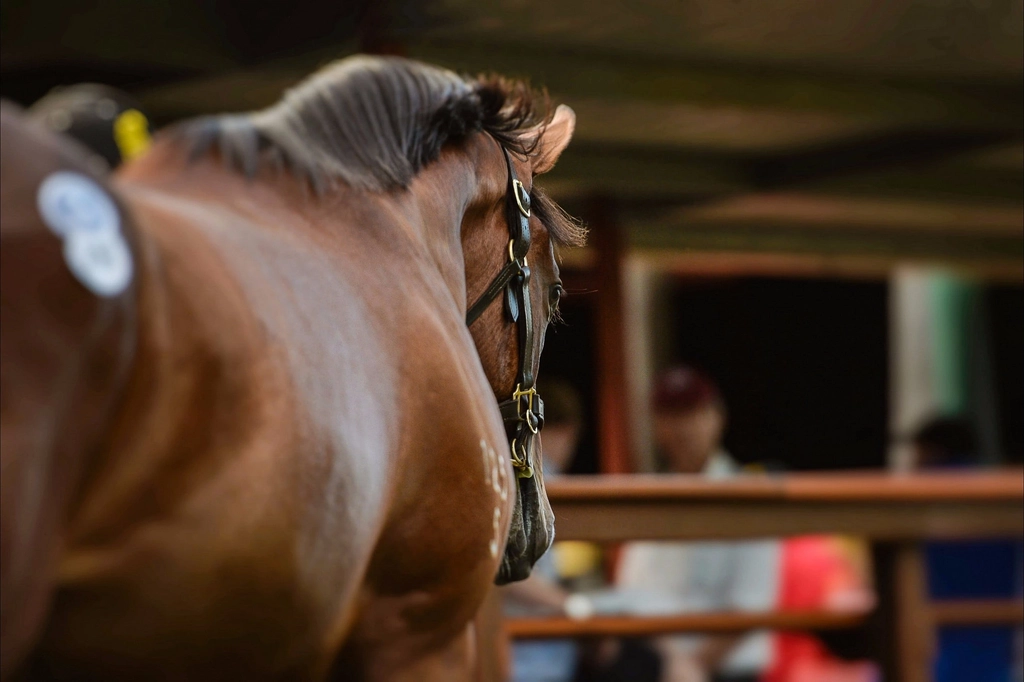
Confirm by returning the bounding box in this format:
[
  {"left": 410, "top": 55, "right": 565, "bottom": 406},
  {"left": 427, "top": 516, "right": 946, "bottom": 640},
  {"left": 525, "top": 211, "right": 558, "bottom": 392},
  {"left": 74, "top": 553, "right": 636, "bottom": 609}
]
[
  {"left": 113, "top": 109, "right": 151, "bottom": 161},
  {"left": 553, "top": 541, "right": 602, "bottom": 579}
]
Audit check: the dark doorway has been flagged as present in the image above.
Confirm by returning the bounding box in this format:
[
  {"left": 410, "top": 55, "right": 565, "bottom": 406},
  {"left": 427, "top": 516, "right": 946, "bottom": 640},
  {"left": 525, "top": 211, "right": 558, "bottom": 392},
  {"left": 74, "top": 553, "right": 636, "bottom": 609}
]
[
  {"left": 988, "top": 284, "right": 1024, "bottom": 464},
  {"left": 540, "top": 294, "right": 600, "bottom": 474},
  {"left": 667, "top": 276, "right": 890, "bottom": 471}
]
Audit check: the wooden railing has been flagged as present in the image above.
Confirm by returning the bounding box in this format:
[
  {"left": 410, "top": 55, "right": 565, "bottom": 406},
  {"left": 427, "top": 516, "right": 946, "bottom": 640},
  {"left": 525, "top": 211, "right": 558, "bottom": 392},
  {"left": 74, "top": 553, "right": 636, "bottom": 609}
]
[
  {"left": 544, "top": 469, "right": 1024, "bottom": 541},
  {"left": 929, "top": 598, "right": 1024, "bottom": 626},
  {"left": 504, "top": 469, "right": 1024, "bottom": 682},
  {"left": 506, "top": 610, "right": 868, "bottom": 638}
]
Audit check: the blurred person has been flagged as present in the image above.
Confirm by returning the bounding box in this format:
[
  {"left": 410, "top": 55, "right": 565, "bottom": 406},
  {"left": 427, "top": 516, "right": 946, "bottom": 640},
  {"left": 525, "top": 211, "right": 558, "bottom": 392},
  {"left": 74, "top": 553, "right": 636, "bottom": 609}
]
[
  {"left": 617, "top": 366, "right": 782, "bottom": 682},
  {"left": 908, "top": 414, "right": 978, "bottom": 469},
  {"left": 909, "top": 415, "right": 1024, "bottom": 682},
  {"left": 28, "top": 83, "right": 152, "bottom": 172},
  {"left": 764, "top": 535, "right": 879, "bottom": 682},
  {"left": 614, "top": 368, "right": 878, "bottom": 682},
  {"left": 504, "top": 379, "right": 593, "bottom": 682}
]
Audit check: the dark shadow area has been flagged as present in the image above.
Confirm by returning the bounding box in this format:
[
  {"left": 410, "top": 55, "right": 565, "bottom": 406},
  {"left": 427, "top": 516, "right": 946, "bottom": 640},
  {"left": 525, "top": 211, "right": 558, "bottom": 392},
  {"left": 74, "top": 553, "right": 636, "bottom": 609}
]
[
  {"left": 541, "top": 294, "right": 600, "bottom": 474},
  {"left": 988, "top": 284, "right": 1024, "bottom": 464},
  {"left": 669, "top": 276, "right": 890, "bottom": 471}
]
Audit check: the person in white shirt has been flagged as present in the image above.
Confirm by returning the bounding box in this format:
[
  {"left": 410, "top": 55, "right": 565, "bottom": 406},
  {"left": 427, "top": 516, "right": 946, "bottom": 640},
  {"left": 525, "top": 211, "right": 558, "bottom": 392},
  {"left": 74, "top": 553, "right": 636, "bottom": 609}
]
[{"left": 617, "top": 366, "right": 781, "bottom": 682}]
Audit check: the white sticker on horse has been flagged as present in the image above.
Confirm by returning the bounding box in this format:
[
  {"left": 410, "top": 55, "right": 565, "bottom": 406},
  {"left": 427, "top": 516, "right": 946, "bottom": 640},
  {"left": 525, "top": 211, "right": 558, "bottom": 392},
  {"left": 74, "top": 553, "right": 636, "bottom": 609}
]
[
  {"left": 36, "top": 171, "right": 132, "bottom": 297},
  {"left": 62, "top": 229, "right": 133, "bottom": 297},
  {"left": 37, "top": 171, "right": 120, "bottom": 237}
]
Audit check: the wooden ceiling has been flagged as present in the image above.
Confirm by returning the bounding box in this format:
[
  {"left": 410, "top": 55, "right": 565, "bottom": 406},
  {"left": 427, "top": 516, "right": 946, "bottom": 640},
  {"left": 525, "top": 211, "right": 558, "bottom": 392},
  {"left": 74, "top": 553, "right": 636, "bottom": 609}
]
[{"left": 2, "top": 0, "right": 1021, "bottom": 275}]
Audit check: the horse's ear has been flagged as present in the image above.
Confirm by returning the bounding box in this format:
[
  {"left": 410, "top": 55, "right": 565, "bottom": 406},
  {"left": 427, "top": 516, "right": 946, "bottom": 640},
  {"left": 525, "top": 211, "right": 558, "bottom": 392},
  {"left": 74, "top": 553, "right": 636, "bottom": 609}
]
[{"left": 531, "top": 105, "right": 575, "bottom": 176}]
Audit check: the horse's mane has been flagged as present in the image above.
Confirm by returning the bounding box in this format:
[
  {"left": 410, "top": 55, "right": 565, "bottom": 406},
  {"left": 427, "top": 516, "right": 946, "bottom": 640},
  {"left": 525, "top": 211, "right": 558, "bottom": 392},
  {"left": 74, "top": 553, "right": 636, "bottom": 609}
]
[{"left": 173, "top": 55, "right": 585, "bottom": 247}]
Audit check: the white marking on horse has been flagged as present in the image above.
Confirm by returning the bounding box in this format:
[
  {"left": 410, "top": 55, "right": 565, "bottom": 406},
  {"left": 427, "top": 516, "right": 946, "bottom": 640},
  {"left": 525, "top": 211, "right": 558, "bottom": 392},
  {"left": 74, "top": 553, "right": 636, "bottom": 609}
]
[
  {"left": 482, "top": 439, "right": 508, "bottom": 558},
  {"left": 36, "top": 171, "right": 133, "bottom": 297},
  {"left": 495, "top": 444, "right": 508, "bottom": 502}
]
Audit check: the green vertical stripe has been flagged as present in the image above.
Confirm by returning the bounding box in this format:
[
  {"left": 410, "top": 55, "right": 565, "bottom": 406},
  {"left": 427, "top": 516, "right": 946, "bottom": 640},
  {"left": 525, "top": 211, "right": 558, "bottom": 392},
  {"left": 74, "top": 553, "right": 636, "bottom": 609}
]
[{"left": 929, "top": 273, "right": 975, "bottom": 415}]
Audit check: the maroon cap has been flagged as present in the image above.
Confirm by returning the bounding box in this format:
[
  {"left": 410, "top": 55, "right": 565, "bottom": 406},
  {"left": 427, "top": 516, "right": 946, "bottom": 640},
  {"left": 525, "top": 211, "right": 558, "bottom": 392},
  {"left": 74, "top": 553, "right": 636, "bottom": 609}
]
[{"left": 652, "top": 366, "right": 721, "bottom": 413}]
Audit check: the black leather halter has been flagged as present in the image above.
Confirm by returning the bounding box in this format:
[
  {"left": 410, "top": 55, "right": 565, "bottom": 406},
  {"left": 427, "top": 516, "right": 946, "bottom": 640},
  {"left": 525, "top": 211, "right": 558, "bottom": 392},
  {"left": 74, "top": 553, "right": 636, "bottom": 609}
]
[{"left": 466, "top": 147, "right": 544, "bottom": 479}]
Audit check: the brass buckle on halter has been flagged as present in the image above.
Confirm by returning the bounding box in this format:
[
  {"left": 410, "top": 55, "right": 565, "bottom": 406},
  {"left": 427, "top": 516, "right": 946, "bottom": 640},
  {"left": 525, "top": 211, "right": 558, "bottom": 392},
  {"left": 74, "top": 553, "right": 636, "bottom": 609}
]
[
  {"left": 512, "top": 179, "right": 530, "bottom": 218},
  {"left": 510, "top": 438, "right": 534, "bottom": 479},
  {"left": 513, "top": 384, "right": 539, "bottom": 434},
  {"left": 507, "top": 239, "right": 528, "bottom": 268}
]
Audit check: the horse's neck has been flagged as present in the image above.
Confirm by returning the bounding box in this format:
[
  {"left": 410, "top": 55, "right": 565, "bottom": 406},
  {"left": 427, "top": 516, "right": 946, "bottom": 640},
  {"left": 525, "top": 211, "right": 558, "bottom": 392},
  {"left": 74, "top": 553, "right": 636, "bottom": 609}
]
[
  {"left": 396, "top": 148, "right": 484, "bottom": 314},
  {"left": 62, "top": 181, "right": 280, "bottom": 543},
  {"left": 65, "top": 145, "right": 490, "bottom": 538},
  {"left": 64, "top": 153, "right": 467, "bottom": 536}
]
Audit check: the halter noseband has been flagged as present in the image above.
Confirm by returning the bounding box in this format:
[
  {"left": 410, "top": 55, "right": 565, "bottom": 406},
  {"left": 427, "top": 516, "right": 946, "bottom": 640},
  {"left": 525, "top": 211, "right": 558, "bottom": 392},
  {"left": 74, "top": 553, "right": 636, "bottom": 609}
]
[{"left": 466, "top": 147, "right": 544, "bottom": 479}]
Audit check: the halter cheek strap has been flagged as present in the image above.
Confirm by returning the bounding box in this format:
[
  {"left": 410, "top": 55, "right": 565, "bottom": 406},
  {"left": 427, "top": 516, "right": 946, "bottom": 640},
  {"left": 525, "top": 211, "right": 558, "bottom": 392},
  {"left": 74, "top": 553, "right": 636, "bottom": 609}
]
[{"left": 466, "top": 148, "right": 544, "bottom": 479}]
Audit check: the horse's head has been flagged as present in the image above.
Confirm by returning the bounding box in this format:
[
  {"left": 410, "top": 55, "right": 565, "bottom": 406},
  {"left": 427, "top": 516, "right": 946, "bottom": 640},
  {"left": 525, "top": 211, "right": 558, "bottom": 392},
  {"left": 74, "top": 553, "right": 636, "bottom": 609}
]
[
  {"left": 166, "top": 56, "right": 585, "bottom": 583},
  {"left": 461, "top": 99, "right": 583, "bottom": 584}
]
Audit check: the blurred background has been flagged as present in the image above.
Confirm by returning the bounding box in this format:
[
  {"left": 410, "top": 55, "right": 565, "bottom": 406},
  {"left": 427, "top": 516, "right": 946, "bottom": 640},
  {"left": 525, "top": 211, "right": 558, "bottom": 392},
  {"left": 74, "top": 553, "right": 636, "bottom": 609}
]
[
  {"left": 2, "top": 1, "right": 1022, "bottom": 472},
  {"left": 3, "top": 1, "right": 1021, "bottom": 681}
]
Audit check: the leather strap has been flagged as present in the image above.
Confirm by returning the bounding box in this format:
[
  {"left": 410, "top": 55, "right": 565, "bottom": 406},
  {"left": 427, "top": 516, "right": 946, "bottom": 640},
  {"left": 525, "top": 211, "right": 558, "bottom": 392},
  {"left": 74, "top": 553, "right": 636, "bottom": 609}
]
[
  {"left": 466, "top": 150, "right": 532, "bottom": 325},
  {"left": 499, "top": 395, "right": 544, "bottom": 431},
  {"left": 467, "top": 147, "right": 543, "bottom": 479},
  {"left": 466, "top": 259, "right": 520, "bottom": 326}
]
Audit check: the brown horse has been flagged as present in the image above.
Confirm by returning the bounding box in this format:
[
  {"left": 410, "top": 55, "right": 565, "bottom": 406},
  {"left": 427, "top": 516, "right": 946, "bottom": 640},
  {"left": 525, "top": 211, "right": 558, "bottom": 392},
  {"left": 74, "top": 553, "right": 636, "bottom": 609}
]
[{"left": 0, "top": 56, "right": 584, "bottom": 680}]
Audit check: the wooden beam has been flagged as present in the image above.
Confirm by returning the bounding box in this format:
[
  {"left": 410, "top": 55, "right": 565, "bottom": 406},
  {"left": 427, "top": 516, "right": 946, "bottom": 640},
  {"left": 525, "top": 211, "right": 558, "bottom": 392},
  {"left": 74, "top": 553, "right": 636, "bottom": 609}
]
[
  {"left": 545, "top": 141, "right": 1023, "bottom": 206},
  {"left": 545, "top": 471, "right": 1024, "bottom": 541},
  {"left": 929, "top": 599, "right": 1024, "bottom": 626},
  {"left": 675, "top": 193, "right": 1024, "bottom": 237},
  {"left": 748, "top": 129, "right": 1017, "bottom": 188},
  {"left": 136, "top": 70, "right": 302, "bottom": 121},
  {"left": 624, "top": 216, "right": 1024, "bottom": 270},
  {"left": 893, "top": 544, "right": 932, "bottom": 682},
  {"left": 544, "top": 143, "right": 749, "bottom": 198},
  {"left": 505, "top": 610, "right": 868, "bottom": 639},
  {"left": 503, "top": 600, "right": 1024, "bottom": 639},
  {"left": 801, "top": 162, "right": 1024, "bottom": 205},
  {"left": 409, "top": 40, "right": 1024, "bottom": 129},
  {"left": 628, "top": 250, "right": 1024, "bottom": 284},
  {"left": 589, "top": 196, "right": 634, "bottom": 474},
  {"left": 547, "top": 470, "right": 1024, "bottom": 501},
  {"left": 552, "top": 499, "right": 1024, "bottom": 542}
]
